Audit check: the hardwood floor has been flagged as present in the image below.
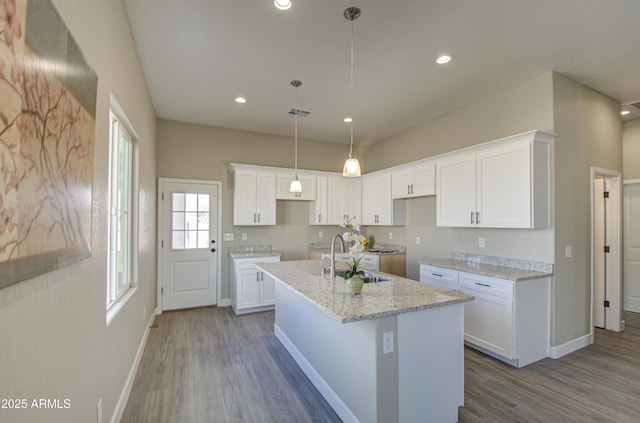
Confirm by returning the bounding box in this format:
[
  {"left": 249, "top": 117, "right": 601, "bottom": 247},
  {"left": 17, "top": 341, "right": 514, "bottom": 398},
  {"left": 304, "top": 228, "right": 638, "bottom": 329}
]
[
  {"left": 459, "top": 311, "right": 640, "bottom": 423},
  {"left": 122, "top": 308, "right": 640, "bottom": 423}
]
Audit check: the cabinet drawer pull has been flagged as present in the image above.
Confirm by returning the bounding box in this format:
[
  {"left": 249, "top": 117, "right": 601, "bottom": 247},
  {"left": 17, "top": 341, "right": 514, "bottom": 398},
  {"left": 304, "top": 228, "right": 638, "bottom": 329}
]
[
  {"left": 471, "top": 211, "right": 474, "bottom": 224},
  {"left": 431, "top": 273, "right": 443, "bottom": 277},
  {"left": 474, "top": 282, "right": 491, "bottom": 287}
]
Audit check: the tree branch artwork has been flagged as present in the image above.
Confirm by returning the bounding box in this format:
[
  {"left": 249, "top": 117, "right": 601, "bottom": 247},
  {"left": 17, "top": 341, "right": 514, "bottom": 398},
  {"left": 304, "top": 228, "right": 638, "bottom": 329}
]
[{"left": 0, "top": 0, "right": 97, "bottom": 288}]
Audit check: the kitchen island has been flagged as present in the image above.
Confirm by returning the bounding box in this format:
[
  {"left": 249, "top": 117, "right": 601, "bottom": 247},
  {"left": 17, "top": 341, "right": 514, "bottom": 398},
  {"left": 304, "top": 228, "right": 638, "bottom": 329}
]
[{"left": 257, "top": 260, "right": 473, "bottom": 423}]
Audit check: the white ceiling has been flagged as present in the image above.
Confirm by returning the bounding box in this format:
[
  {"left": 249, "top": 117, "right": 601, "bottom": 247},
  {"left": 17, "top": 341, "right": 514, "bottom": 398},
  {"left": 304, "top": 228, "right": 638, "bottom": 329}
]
[{"left": 124, "top": 0, "right": 640, "bottom": 146}]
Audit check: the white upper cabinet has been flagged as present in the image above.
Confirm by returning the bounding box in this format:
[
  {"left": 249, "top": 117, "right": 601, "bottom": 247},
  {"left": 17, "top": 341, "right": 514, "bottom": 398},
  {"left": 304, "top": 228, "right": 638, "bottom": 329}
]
[
  {"left": 327, "top": 176, "right": 362, "bottom": 226},
  {"left": 276, "top": 171, "right": 316, "bottom": 200},
  {"left": 362, "top": 171, "right": 406, "bottom": 226},
  {"left": 436, "top": 131, "right": 553, "bottom": 228},
  {"left": 309, "top": 176, "right": 328, "bottom": 224},
  {"left": 392, "top": 160, "right": 435, "bottom": 199},
  {"left": 231, "top": 165, "right": 276, "bottom": 225}
]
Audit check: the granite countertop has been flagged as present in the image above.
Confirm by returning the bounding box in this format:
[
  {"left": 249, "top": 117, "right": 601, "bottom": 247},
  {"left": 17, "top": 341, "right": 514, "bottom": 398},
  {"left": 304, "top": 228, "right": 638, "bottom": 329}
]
[
  {"left": 228, "top": 244, "right": 281, "bottom": 259},
  {"left": 309, "top": 243, "right": 406, "bottom": 256},
  {"left": 258, "top": 259, "right": 472, "bottom": 324},
  {"left": 229, "top": 251, "right": 281, "bottom": 259},
  {"left": 418, "top": 258, "right": 553, "bottom": 281}
]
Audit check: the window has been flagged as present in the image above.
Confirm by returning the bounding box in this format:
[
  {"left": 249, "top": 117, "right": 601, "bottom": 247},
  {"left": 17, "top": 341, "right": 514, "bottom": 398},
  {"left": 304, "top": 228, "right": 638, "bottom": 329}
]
[
  {"left": 107, "top": 96, "right": 138, "bottom": 315},
  {"left": 171, "top": 192, "right": 210, "bottom": 249}
]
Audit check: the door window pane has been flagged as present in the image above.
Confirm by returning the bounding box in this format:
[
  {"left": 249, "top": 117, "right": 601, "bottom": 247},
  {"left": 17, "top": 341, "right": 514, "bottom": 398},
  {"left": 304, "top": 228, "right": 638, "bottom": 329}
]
[{"left": 171, "top": 192, "right": 210, "bottom": 250}]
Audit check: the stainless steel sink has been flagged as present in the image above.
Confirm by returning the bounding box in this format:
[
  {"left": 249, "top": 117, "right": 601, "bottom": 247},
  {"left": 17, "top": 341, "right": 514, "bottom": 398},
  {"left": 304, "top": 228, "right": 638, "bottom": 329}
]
[{"left": 334, "top": 269, "right": 392, "bottom": 283}]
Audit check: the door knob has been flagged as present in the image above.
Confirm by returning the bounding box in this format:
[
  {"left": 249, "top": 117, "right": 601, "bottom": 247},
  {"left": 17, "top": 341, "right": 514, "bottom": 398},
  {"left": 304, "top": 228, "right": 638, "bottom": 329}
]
[{"left": 211, "top": 248, "right": 216, "bottom": 252}]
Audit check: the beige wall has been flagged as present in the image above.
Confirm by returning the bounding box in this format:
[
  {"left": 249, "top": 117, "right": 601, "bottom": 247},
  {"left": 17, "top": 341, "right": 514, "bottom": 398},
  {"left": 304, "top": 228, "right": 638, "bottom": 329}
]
[
  {"left": 0, "top": 1, "right": 157, "bottom": 422},
  {"left": 156, "top": 120, "right": 365, "bottom": 298},
  {"left": 365, "top": 74, "right": 556, "bottom": 282},
  {"left": 623, "top": 119, "right": 640, "bottom": 180},
  {"left": 366, "top": 74, "right": 555, "bottom": 171},
  {"left": 552, "top": 73, "right": 622, "bottom": 345}
]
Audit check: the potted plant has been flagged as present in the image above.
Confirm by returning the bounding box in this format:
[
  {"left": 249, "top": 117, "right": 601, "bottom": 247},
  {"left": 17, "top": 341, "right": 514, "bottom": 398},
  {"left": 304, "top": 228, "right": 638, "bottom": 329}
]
[
  {"left": 342, "top": 255, "right": 365, "bottom": 295},
  {"left": 341, "top": 216, "right": 366, "bottom": 295}
]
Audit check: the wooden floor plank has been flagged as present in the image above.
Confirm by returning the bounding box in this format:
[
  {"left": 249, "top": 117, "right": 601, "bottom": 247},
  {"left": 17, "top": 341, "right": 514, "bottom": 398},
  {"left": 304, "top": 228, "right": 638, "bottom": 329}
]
[{"left": 122, "top": 308, "right": 640, "bottom": 422}]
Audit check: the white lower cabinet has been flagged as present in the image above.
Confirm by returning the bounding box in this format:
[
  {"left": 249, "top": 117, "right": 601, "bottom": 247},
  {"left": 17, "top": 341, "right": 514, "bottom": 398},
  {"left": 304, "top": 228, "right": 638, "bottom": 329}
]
[
  {"left": 420, "top": 264, "right": 549, "bottom": 367},
  {"left": 231, "top": 255, "right": 280, "bottom": 314}
]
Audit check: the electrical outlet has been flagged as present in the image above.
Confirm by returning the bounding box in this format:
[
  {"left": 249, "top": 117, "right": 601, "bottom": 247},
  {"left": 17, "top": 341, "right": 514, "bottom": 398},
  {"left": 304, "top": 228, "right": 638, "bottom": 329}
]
[
  {"left": 416, "top": 237, "right": 421, "bottom": 245},
  {"left": 223, "top": 233, "right": 234, "bottom": 241},
  {"left": 388, "top": 232, "right": 393, "bottom": 240},
  {"left": 383, "top": 331, "right": 394, "bottom": 354},
  {"left": 241, "top": 233, "right": 247, "bottom": 241},
  {"left": 565, "top": 245, "right": 573, "bottom": 258},
  {"left": 97, "top": 398, "right": 102, "bottom": 423},
  {"left": 479, "top": 237, "right": 485, "bottom": 248},
  {"left": 319, "top": 231, "right": 324, "bottom": 239}
]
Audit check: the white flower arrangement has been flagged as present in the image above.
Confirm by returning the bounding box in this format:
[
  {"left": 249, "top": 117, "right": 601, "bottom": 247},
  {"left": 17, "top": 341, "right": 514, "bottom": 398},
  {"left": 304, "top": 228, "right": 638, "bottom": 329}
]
[{"left": 339, "top": 216, "right": 370, "bottom": 279}]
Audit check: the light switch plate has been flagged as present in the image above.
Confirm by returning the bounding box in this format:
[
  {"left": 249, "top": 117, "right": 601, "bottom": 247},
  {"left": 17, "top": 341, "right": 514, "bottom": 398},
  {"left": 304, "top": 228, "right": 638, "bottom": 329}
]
[
  {"left": 565, "top": 245, "right": 573, "bottom": 258},
  {"left": 416, "top": 237, "right": 421, "bottom": 245},
  {"left": 383, "top": 331, "right": 394, "bottom": 354},
  {"left": 479, "top": 237, "right": 485, "bottom": 248},
  {"left": 223, "top": 233, "right": 234, "bottom": 241},
  {"left": 241, "top": 233, "right": 247, "bottom": 241}
]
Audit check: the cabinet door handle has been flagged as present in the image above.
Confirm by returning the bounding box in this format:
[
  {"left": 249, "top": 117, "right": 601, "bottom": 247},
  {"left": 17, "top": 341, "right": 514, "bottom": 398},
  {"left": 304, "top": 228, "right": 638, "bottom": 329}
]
[
  {"left": 474, "top": 282, "right": 491, "bottom": 288},
  {"left": 258, "top": 213, "right": 261, "bottom": 223},
  {"left": 407, "top": 185, "right": 411, "bottom": 195},
  {"left": 318, "top": 214, "right": 321, "bottom": 223},
  {"left": 257, "top": 271, "right": 260, "bottom": 281},
  {"left": 411, "top": 184, "right": 414, "bottom": 194},
  {"left": 476, "top": 211, "right": 480, "bottom": 224},
  {"left": 471, "top": 211, "right": 474, "bottom": 224}
]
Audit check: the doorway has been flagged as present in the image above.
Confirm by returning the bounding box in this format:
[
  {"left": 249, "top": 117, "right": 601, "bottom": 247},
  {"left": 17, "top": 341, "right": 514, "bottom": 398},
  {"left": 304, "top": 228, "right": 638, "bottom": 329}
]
[
  {"left": 591, "top": 167, "right": 623, "bottom": 332},
  {"left": 623, "top": 181, "right": 640, "bottom": 313},
  {"left": 157, "top": 178, "right": 222, "bottom": 312}
]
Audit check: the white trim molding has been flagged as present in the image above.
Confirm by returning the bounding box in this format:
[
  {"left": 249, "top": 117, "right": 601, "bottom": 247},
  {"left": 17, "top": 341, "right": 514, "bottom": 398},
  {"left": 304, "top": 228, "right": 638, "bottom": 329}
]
[
  {"left": 111, "top": 307, "right": 158, "bottom": 423},
  {"left": 548, "top": 333, "right": 592, "bottom": 359}
]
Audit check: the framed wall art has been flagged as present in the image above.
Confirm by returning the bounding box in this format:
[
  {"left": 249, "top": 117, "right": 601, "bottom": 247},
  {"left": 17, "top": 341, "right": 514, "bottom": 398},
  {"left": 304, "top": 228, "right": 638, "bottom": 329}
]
[{"left": 0, "top": 0, "right": 97, "bottom": 288}]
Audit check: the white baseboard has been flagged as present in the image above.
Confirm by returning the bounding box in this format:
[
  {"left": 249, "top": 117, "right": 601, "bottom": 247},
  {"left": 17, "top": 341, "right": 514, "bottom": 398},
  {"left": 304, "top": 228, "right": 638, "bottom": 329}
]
[
  {"left": 111, "top": 307, "right": 158, "bottom": 423},
  {"left": 274, "top": 325, "right": 359, "bottom": 423},
  {"left": 548, "top": 333, "right": 592, "bottom": 359}
]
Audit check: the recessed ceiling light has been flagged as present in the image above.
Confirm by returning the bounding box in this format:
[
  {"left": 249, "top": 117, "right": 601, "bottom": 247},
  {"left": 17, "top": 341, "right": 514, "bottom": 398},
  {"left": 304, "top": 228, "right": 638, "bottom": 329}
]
[
  {"left": 436, "top": 54, "right": 453, "bottom": 64},
  {"left": 235, "top": 97, "right": 247, "bottom": 104},
  {"left": 274, "top": 0, "right": 292, "bottom": 11},
  {"left": 344, "top": 117, "right": 352, "bottom": 123},
  {"left": 621, "top": 110, "right": 630, "bottom": 116}
]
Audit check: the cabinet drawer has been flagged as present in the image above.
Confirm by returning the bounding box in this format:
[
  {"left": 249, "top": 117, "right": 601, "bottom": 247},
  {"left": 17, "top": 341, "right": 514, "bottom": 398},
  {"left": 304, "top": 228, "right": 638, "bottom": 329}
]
[
  {"left": 420, "top": 264, "right": 459, "bottom": 290},
  {"left": 459, "top": 272, "right": 513, "bottom": 299},
  {"left": 234, "top": 255, "right": 280, "bottom": 270},
  {"left": 359, "top": 254, "right": 379, "bottom": 270}
]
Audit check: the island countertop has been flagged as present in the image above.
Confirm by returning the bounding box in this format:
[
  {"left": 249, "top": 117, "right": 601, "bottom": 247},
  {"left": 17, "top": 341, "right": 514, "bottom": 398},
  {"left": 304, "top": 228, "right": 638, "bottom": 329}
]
[{"left": 258, "top": 259, "right": 472, "bottom": 324}]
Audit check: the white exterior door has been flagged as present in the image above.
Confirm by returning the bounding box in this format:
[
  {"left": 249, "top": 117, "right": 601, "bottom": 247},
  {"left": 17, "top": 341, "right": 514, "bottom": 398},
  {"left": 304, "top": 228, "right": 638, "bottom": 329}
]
[
  {"left": 624, "top": 182, "right": 640, "bottom": 313},
  {"left": 159, "top": 179, "right": 220, "bottom": 311}
]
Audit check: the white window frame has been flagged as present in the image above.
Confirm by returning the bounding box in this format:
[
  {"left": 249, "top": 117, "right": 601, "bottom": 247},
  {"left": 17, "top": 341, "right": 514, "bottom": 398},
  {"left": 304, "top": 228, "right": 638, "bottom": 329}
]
[{"left": 107, "top": 95, "right": 139, "bottom": 325}]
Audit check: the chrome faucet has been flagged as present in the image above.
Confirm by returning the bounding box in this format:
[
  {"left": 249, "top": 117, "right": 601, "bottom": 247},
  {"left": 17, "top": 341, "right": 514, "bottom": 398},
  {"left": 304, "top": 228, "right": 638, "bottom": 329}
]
[{"left": 330, "top": 234, "right": 346, "bottom": 285}]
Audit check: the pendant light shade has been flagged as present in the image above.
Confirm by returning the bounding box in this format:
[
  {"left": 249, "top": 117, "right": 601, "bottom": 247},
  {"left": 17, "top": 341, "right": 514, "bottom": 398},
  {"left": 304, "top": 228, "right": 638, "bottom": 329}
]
[
  {"left": 342, "top": 7, "right": 362, "bottom": 178},
  {"left": 343, "top": 153, "right": 361, "bottom": 177},
  {"left": 289, "top": 175, "right": 302, "bottom": 193},
  {"left": 289, "top": 80, "right": 303, "bottom": 193}
]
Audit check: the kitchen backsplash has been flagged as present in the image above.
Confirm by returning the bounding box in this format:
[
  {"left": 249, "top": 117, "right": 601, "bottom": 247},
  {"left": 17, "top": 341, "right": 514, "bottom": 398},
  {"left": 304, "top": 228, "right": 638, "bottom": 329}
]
[{"left": 228, "top": 244, "right": 273, "bottom": 254}]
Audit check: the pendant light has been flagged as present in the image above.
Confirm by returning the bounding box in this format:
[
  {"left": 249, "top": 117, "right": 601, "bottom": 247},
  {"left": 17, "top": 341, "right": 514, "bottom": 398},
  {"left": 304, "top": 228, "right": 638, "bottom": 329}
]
[
  {"left": 342, "top": 7, "right": 362, "bottom": 177},
  {"left": 289, "top": 80, "right": 303, "bottom": 193}
]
